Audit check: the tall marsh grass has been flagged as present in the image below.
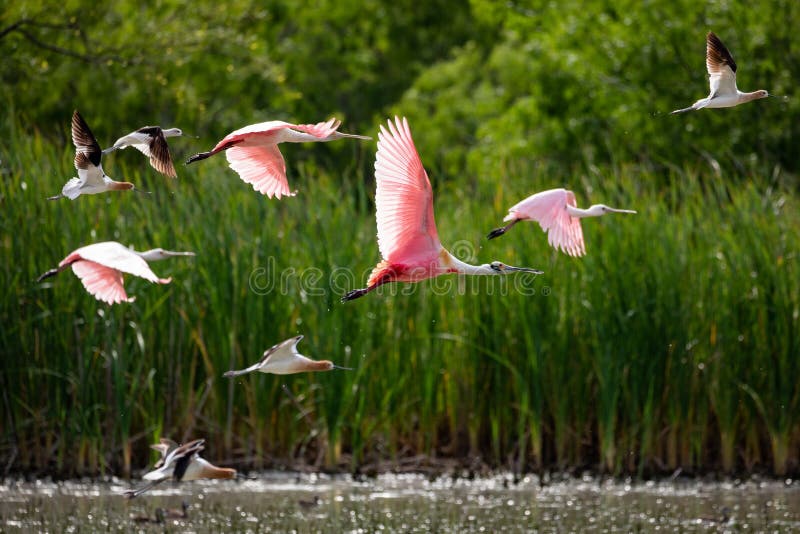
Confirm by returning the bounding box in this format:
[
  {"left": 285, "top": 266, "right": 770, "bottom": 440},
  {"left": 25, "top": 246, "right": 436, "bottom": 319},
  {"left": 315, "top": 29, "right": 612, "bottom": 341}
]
[{"left": 1, "top": 122, "right": 798, "bottom": 477}]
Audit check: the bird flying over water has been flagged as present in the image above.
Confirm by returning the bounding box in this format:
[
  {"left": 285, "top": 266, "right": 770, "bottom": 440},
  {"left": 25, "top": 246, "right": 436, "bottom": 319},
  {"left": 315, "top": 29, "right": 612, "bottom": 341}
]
[
  {"left": 341, "top": 117, "right": 542, "bottom": 302},
  {"left": 36, "top": 241, "right": 195, "bottom": 304},
  {"left": 48, "top": 111, "right": 145, "bottom": 200},
  {"left": 103, "top": 126, "right": 189, "bottom": 178},
  {"left": 223, "top": 335, "right": 350, "bottom": 377},
  {"left": 185, "top": 118, "right": 370, "bottom": 199},
  {"left": 487, "top": 188, "right": 636, "bottom": 256},
  {"left": 671, "top": 32, "right": 769, "bottom": 114},
  {"left": 124, "top": 439, "right": 236, "bottom": 499}
]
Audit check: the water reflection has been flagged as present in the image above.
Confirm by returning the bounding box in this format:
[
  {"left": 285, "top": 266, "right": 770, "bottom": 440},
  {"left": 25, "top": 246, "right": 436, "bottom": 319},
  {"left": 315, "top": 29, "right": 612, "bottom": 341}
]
[{"left": 1, "top": 473, "right": 798, "bottom": 532}]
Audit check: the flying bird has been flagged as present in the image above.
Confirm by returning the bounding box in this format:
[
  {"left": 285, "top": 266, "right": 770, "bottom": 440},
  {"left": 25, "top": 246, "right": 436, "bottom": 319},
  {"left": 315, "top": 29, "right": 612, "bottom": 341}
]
[
  {"left": 124, "top": 438, "right": 236, "bottom": 499},
  {"left": 185, "top": 118, "right": 370, "bottom": 199},
  {"left": 223, "top": 335, "right": 351, "bottom": 377},
  {"left": 36, "top": 241, "right": 195, "bottom": 304},
  {"left": 48, "top": 110, "right": 146, "bottom": 200},
  {"left": 487, "top": 188, "right": 636, "bottom": 256},
  {"left": 342, "top": 117, "right": 542, "bottom": 302},
  {"left": 671, "top": 32, "right": 769, "bottom": 114},
  {"left": 103, "top": 126, "right": 189, "bottom": 178}
]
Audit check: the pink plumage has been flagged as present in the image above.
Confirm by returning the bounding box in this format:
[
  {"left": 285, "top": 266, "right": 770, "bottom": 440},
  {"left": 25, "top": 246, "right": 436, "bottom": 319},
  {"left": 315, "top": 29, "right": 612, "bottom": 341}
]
[
  {"left": 505, "top": 188, "right": 586, "bottom": 257},
  {"left": 186, "top": 118, "right": 370, "bottom": 199},
  {"left": 488, "top": 188, "right": 636, "bottom": 256},
  {"left": 341, "top": 117, "right": 542, "bottom": 302},
  {"left": 38, "top": 241, "right": 195, "bottom": 305},
  {"left": 58, "top": 242, "right": 171, "bottom": 304}
]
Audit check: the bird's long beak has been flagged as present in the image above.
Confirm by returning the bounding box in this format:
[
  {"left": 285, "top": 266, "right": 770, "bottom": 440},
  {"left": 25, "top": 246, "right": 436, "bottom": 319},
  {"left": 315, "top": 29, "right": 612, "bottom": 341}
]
[
  {"left": 503, "top": 265, "right": 544, "bottom": 275},
  {"left": 332, "top": 364, "right": 353, "bottom": 371},
  {"left": 607, "top": 207, "right": 637, "bottom": 214},
  {"left": 162, "top": 250, "right": 196, "bottom": 257}
]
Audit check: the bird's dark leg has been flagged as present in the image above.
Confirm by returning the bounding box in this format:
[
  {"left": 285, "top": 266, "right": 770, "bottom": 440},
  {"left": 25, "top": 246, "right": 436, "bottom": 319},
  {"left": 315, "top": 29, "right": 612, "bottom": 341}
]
[
  {"left": 341, "top": 287, "right": 371, "bottom": 302},
  {"left": 36, "top": 266, "right": 66, "bottom": 282},
  {"left": 185, "top": 140, "right": 243, "bottom": 165},
  {"left": 487, "top": 218, "right": 519, "bottom": 240},
  {"left": 123, "top": 479, "right": 164, "bottom": 499}
]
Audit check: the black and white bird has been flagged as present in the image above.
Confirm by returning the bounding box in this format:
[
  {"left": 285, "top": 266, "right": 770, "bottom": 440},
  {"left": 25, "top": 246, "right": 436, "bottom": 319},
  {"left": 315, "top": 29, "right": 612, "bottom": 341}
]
[
  {"left": 671, "top": 32, "right": 769, "bottom": 114},
  {"left": 103, "top": 126, "right": 188, "bottom": 178},
  {"left": 48, "top": 111, "right": 142, "bottom": 200}
]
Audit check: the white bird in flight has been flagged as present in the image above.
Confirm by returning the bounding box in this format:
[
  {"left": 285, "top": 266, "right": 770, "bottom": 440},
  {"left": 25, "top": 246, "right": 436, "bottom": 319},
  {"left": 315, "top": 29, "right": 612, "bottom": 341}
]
[
  {"left": 185, "top": 118, "right": 370, "bottom": 199},
  {"left": 48, "top": 111, "right": 146, "bottom": 200},
  {"left": 36, "top": 241, "right": 195, "bottom": 304},
  {"left": 487, "top": 188, "right": 636, "bottom": 257},
  {"left": 223, "top": 335, "right": 351, "bottom": 377},
  {"left": 103, "top": 126, "right": 190, "bottom": 178},
  {"left": 672, "top": 32, "right": 769, "bottom": 114}
]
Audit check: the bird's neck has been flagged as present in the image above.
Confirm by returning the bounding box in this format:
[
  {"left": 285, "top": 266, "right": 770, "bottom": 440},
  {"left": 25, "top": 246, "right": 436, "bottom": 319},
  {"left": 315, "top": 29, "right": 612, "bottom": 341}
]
[
  {"left": 442, "top": 250, "right": 495, "bottom": 276},
  {"left": 738, "top": 90, "right": 766, "bottom": 103},
  {"left": 566, "top": 204, "right": 603, "bottom": 218}
]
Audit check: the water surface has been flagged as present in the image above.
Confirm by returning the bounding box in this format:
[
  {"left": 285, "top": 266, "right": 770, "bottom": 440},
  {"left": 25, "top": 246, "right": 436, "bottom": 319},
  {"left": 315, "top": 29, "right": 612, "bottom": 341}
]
[{"left": 1, "top": 473, "right": 798, "bottom": 532}]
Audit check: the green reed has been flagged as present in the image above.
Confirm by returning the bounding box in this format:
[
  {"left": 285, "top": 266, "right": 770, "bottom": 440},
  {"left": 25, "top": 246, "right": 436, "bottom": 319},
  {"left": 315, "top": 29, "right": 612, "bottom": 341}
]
[{"left": 0, "top": 124, "right": 798, "bottom": 478}]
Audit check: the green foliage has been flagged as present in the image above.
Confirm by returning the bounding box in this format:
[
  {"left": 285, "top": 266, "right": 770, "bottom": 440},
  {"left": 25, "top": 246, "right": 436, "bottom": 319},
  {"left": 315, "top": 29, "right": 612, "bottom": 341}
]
[{"left": 1, "top": 1, "right": 799, "bottom": 477}]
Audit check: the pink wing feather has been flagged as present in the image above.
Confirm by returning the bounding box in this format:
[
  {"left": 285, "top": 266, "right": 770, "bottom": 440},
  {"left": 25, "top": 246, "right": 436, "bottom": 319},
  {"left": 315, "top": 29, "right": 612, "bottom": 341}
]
[
  {"left": 225, "top": 144, "right": 292, "bottom": 199},
  {"left": 374, "top": 117, "right": 441, "bottom": 263},
  {"left": 212, "top": 119, "right": 341, "bottom": 199},
  {"left": 71, "top": 261, "right": 132, "bottom": 304},
  {"left": 505, "top": 188, "right": 586, "bottom": 257},
  {"left": 61, "top": 242, "right": 171, "bottom": 304}
]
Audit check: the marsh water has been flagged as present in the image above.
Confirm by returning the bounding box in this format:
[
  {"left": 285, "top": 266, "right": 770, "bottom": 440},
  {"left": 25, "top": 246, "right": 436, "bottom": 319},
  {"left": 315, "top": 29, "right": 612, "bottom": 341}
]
[{"left": 1, "top": 473, "right": 798, "bottom": 532}]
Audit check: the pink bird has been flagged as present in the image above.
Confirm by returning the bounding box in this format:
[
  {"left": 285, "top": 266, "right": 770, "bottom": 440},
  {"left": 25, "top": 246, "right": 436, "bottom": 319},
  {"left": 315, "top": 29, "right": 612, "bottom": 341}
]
[
  {"left": 36, "top": 241, "right": 195, "bottom": 304},
  {"left": 487, "top": 188, "right": 636, "bottom": 257},
  {"left": 185, "top": 118, "right": 370, "bottom": 199},
  {"left": 341, "top": 117, "right": 542, "bottom": 302}
]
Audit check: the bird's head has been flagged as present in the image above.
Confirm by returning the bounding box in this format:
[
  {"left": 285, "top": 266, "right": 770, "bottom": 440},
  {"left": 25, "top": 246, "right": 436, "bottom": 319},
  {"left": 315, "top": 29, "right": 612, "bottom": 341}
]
[
  {"left": 756, "top": 90, "right": 769, "bottom": 99},
  {"left": 487, "top": 261, "right": 543, "bottom": 275},
  {"left": 163, "top": 128, "right": 184, "bottom": 137}
]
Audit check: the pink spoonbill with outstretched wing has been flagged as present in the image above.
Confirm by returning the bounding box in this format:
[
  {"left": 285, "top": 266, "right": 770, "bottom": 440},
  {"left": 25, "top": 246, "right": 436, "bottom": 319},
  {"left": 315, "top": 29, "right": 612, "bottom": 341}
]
[
  {"left": 36, "top": 241, "right": 195, "bottom": 304},
  {"left": 487, "top": 188, "right": 636, "bottom": 256},
  {"left": 185, "top": 118, "right": 370, "bottom": 199},
  {"left": 341, "top": 117, "right": 542, "bottom": 302}
]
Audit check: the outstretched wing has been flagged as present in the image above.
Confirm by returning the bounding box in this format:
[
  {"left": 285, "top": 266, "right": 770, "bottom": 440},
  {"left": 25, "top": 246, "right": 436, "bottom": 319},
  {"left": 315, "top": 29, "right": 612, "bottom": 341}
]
[
  {"left": 70, "top": 261, "right": 132, "bottom": 304},
  {"left": 505, "top": 188, "right": 585, "bottom": 257},
  {"left": 68, "top": 242, "right": 170, "bottom": 283},
  {"left": 225, "top": 144, "right": 292, "bottom": 199},
  {"left": 374, "top": 116, "right": 441, "bottom": 263},
  {"left": 706, "top": 32, "right": 738, "bottom": 97}
]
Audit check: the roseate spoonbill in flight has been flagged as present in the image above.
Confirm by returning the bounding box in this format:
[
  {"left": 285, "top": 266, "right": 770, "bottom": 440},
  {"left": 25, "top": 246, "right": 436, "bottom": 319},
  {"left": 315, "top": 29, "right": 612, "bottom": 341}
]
[
  {"left": 103, "top": 125, "right": 191, "bottom": 178},
  {"left": 223, "top": 335, "right": 351, "bottom": 377},
  {"left": 48, "top": 111, "right": 147, "bottom": 200},
  {"left": 487, "top": 188, "right": 636, "bottom": 257},
  {"left": 186, "top": 118, "right": 370, "bottom": 199},
  {"left": 124, "top": 439, "right": 236, "bottom": 499},
  {"left": 672, "top": 32, "right": 769, "bottom": 114},
  {"left": 36, "top": 241, "right": 195, "bottom": 304},
  {"left": 341, "top": 117, "right": 542, "bottom": 302}
]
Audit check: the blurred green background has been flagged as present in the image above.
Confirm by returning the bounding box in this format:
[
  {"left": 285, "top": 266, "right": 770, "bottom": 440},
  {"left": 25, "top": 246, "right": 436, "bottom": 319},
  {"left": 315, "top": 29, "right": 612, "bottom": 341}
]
[{"left": 1, "top": 1, "right": 798, "bottom": 478}]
